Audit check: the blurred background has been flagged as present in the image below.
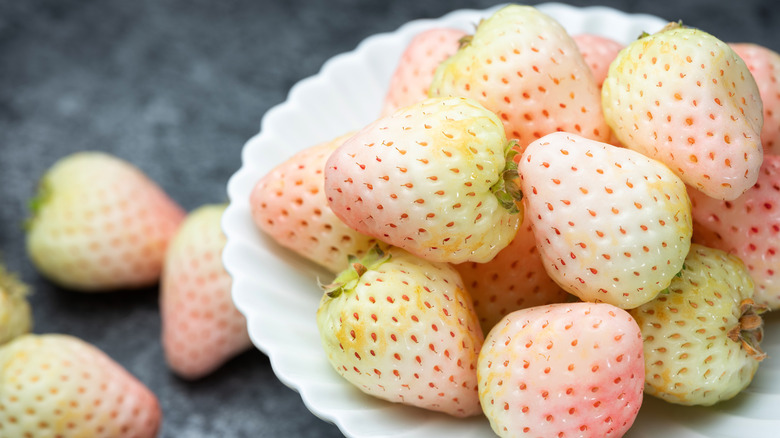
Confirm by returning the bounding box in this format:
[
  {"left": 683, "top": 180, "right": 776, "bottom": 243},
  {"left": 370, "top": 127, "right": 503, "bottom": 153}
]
[{"left": 1, "top": 0, "right": 777, "bottom": 436}]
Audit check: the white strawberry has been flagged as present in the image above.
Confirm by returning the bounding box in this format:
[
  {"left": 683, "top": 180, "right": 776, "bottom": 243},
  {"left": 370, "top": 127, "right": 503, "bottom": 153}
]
[
  {"left": 381, "top": 27, "right": 467, "bottom": 117},
  {"left": 26, "top": 151, "right": 185, "bottom": 291},
  {"left": 573, "top": 33, "right": 626, "bottom": 148},
  {"left": 518, "top": 132, "right": 693, "bottom": 309},
  {"left": 629, "top": 244, "right": 766, "bottom": 405},
  {"left": 0, "top": 261, "right": 32, "bottom": 345},
  {"left": 161, "top": 204, "right": 252, "bottom": 380},
  {"left": 573, "top": 33, "right": 624, "bottom": 88},
  {"left": 250, "top": 133, "right": 380, "bottom": 273},
  {"left": 454, "top": 213, "right": 571, "bottom": 335},
  {"left": 688, "top": 154, "right": 780, "bottom": 309},
  {"left": 324, "top": 96, "right": 522, "bottom": 264},
  {"left": 478, "top": 302, "right": 645, "bottom": 438},
  {"left": 430, "top": 4, "right": 610, "bottom": 150},
  {"left": 730, "top": 42, "right": 780, "bottom": 155},
  {"left": 0, "top": 334, "right": 161, "bottom": 437},
  {"left": 316, "top": 246, "right": 483, "bottom": 417},
  {"left": 602, "top": 22, "right": 763, "bottom": 201}
]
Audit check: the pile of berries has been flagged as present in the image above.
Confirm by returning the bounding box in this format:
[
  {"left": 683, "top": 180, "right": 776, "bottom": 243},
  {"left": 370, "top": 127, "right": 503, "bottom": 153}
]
[{"left": 249, "top": 4, "right": 779, "bottom": 437}]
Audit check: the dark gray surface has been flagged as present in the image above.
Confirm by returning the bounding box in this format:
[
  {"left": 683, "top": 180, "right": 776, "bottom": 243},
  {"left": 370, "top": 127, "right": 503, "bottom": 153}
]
[{"left": 0, "top": 1, "right": 777, "bottom": 437}]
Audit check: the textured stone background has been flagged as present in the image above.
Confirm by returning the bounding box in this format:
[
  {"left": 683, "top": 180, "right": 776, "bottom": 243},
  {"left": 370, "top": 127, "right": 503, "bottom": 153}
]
[{"left": 1, "top": 0, "right": 778, "bottom": 436}]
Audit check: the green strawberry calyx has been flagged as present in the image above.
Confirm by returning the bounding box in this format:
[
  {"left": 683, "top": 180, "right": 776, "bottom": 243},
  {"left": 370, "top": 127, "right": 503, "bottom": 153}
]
[
  {"left": 491, "top": 141, "right": 523, "bottom": 214},
  {"left": 727, "top": 298, "right": 767, "bottom": 361},
  {"left": 24, "top": 177, "right": 53, "bottom": 231},
  {"left": 321, "top": 245, "right": 391, "bottom": 299}
]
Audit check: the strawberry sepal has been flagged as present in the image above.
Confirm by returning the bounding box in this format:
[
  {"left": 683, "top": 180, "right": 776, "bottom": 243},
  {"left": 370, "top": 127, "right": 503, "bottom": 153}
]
[
  {"left": 491, "top": 141, "right": 523, "bottom": 214},
  {"left": 321, "top": 245, "right": 391, "bottom": 298},
  {"left": 24, "top": 178, "right": 52, "bottom": 231},
  {"left": 727, "top": 298, "right": 768, "bottom": 361}
]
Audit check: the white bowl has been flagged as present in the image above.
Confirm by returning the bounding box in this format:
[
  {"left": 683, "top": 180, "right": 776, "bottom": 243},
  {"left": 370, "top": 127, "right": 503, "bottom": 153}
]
[{"left": 223, "top": 3, "right": 780, "bottom": 437}]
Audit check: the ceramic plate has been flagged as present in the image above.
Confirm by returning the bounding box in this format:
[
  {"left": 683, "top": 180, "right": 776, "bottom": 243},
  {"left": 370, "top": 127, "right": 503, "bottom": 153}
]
[{"left": 223, "top": 3, "right": 780, "bottom": 436}]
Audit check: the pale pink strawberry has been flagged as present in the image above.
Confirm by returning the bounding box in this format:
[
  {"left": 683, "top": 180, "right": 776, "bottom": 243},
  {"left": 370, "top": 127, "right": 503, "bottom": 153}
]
[
  {"left": 316, "top": 246, "right": 484, "bottom": 417},
  {"left": 325, "top": 96, "right": 522, "bottom": 264},
  {"left": 380, "top": 27, "right": 467, "bottom": 117},
  {"left": 251, "top": 133, "right": 380, "bottom": 273},
  {"left": 730, "top": 43, "right": 780, "bottom": 155},
  {"left": 161, "top": 204, "right": 251, "bottom": 380},
  {"left": 688, "top": 154, "right": 780, "bottom": 309},
  {"left": 518, "top": 132, "right": 693, "bottom": 308},
  {"left": 430, "top": 4, "right": 610, "bottom": 150},
  {"left": 0, "top": 333, "right": 161, "bottom": 437},
  {"left": 455, "top": 213, "right": 571, "bottom": 334},
  {"left": 0, "top": 261, "right": 32, "bottom": 345},
  {"left": 573, "top": 33, "right": 626, "bottom": 148},
  {"left": 573, "top": 33, "right": 624, "bottom": 87},
  {"left": 26, "top": 151, "right": 185, "bottom": 291},
  {"left": 478, "top": 302, "right": 644, "bottom": 438},
  {"left": 629, "top": 244, "right": 765, "bottom": 405},
  {"left": 602, "top": 23, "right": 763, "bottom": 201}
]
